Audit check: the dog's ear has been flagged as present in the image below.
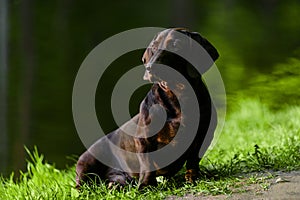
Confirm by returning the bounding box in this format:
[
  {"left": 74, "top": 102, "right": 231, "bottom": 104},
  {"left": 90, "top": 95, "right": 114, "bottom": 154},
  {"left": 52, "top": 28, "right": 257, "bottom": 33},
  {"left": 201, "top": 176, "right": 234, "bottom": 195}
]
[
  {"left": 190, "top": 32, "right": 219, "bottom": 61},
  {"left": 186, "top": 63, "right": 201, "bottom": 79}
]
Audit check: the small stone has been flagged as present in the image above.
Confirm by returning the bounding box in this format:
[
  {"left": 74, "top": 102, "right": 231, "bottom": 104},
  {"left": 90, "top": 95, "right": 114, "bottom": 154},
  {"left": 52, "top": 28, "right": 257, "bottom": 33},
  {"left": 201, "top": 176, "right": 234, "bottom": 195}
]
[{"left": 275, "top": 177, "right": 290, "bottom": 183}]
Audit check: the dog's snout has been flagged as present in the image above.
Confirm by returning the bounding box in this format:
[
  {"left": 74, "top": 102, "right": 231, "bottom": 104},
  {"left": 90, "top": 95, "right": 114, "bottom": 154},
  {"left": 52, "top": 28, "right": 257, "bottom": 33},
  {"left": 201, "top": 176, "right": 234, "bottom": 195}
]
[{"left": 143, "top": 69, "right": 152, "bottom": 81}]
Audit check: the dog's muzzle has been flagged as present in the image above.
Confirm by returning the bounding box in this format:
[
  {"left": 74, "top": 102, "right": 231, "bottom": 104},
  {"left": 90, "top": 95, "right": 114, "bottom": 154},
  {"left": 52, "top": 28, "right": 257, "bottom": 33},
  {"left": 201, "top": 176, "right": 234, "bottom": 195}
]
[{"left": 143, "top": 64, "right": 152, "bottom": 81}]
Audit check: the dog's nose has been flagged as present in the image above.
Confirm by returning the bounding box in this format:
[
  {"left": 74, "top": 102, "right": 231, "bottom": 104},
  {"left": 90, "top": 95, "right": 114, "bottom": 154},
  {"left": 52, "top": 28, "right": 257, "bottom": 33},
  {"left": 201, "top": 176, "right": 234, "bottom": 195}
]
[{"left": 143, "top": 70, "right": 152, "bottom": 81}]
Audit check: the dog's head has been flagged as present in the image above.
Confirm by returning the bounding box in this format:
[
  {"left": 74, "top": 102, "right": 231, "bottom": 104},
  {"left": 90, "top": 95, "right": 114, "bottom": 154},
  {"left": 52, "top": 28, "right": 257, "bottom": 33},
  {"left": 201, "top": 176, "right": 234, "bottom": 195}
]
[{"left": 142, "top": 28, "right": 219, "bottom": 85}]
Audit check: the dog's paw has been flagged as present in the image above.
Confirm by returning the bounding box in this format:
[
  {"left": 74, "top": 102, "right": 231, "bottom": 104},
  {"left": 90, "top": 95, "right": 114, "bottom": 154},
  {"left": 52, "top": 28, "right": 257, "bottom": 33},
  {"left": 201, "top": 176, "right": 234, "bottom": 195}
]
[
  {"left": 138, "top": 178, "right": 158, "bottom": 190},
  {"left": 107, "top": 174, "right": 127, "bottom": 189},
  {"left": 185, "top": 169, "right": 199, "bottom": 183},
  {"left": 108, "top": 181, "right": 125, "bottom": 190}
]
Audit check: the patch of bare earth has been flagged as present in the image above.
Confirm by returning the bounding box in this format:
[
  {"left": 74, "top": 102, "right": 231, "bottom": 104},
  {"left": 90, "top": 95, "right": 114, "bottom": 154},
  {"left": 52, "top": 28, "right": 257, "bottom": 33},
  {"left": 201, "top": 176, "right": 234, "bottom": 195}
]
[{"left": 167, "top": 171, "right": 300, "bottom": 200}]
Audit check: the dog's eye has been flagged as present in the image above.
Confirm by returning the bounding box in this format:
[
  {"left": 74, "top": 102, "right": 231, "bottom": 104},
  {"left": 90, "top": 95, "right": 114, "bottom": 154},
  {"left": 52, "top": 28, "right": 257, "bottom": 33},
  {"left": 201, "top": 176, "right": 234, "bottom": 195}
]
[
  {"left": 150, "top": 41, "right": 159, "bottom": 53},
  {"left": 146, "top": 66, "right": 151, "bottom": 72},
  {"left": 151, "top": 46, "right": 158, "bottom": 53},
  {"left": 172, "top": 40, "right": 178, "bottom": 47},
  {"left": 168, "top": 39, "right": 180, "bottom": 51}
]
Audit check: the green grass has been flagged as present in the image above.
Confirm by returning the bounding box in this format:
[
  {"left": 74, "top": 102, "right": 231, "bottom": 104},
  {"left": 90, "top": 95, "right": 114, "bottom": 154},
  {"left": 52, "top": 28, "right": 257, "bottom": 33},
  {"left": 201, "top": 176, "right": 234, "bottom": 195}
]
[
  {"left": 1, "top": 98, "right": 299, "bottom": 199},
  {"left": 203, "top": 99, "right": 300, "bottom": 175}
]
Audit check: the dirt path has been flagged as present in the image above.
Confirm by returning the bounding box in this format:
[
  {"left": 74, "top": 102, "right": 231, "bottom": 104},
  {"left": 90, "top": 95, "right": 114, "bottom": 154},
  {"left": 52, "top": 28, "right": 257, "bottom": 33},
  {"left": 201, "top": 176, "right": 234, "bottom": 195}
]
[{"left": 168, "top": 171, "right": 300, "bottom": 200}]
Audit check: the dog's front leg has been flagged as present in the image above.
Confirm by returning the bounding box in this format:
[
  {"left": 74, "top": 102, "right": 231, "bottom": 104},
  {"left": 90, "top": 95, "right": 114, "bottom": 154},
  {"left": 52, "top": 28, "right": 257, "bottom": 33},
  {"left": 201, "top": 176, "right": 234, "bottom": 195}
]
[
  {"left": 138, "top": 170, "right": 157, "bottom": 189},
  {"left": 185, "top": 156, "right": 201, "bottom": 182},
  {"left": 134, "top": 137, "right": 157, "bottom": 189}
]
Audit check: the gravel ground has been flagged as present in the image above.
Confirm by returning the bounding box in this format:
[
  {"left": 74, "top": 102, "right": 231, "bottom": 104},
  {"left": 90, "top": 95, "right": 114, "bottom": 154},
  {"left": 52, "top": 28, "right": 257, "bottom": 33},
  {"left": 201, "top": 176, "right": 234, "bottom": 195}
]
[{"left": 167, "top": 171, "right": 300, "bottom": 200}]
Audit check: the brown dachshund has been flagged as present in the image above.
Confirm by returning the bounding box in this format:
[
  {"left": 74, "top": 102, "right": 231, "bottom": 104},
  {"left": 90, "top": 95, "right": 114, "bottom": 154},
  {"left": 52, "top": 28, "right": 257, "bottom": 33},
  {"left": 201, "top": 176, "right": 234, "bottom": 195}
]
[{"left": 75, "top": 28, "right": 219, "bottom": 189}]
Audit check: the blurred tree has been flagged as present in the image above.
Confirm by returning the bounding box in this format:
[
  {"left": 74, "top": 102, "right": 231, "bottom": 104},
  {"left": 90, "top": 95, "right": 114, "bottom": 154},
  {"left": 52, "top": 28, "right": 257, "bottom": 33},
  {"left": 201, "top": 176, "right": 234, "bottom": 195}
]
[
  {"left": 171, "top": 0, "right": 196, "bottom": 28},
  {"left": 12, "top": 0, "right": 37, "bottom": 172},
  {"left": 0, "top": 0, "right": 9, "bottom": 175}
]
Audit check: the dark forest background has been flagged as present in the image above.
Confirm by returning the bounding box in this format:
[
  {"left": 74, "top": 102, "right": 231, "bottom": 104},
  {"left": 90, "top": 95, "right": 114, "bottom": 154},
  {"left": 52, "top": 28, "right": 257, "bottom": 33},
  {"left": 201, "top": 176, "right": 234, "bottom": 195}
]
[{"left": 0, "top": 0, "right": 299, "bottom": 176}]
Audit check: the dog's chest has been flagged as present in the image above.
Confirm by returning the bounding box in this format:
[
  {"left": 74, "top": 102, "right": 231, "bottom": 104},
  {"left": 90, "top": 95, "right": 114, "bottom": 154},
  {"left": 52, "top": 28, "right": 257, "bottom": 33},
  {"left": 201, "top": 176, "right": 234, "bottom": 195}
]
[{"left": 141, "top": 84, "right": 182, "bottom": 147}]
